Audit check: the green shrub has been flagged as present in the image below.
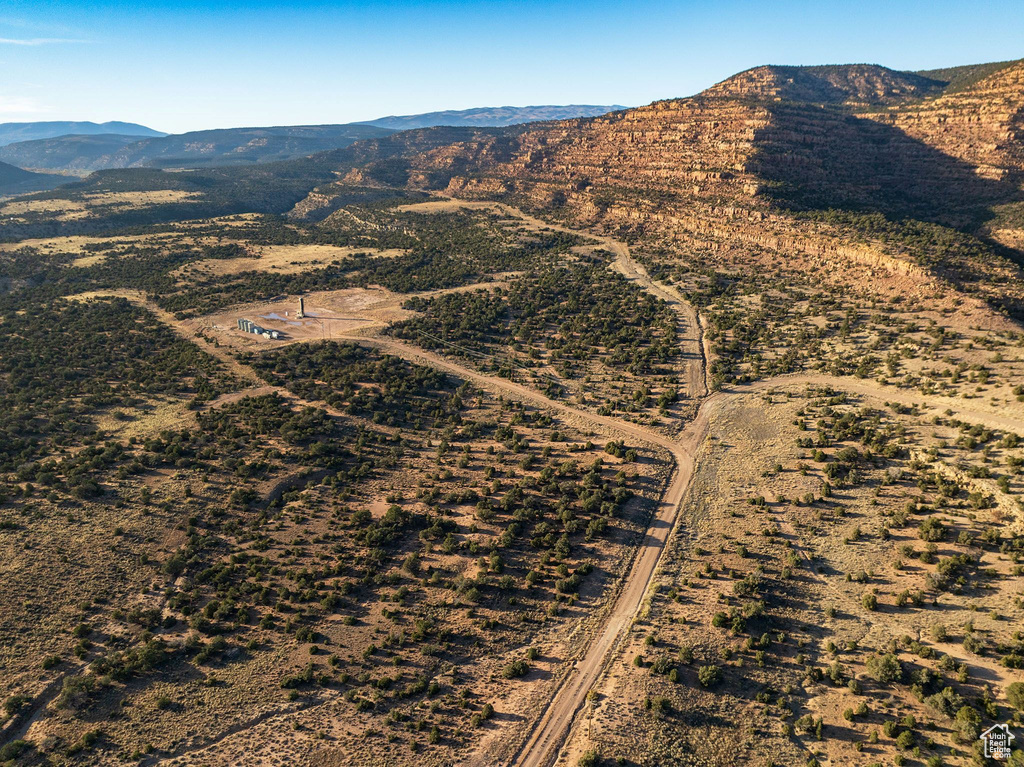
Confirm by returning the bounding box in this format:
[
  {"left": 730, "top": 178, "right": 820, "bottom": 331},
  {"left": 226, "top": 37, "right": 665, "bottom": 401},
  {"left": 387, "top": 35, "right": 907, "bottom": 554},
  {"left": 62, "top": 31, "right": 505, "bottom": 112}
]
[
  {"left": 954, "top": 705, "right": 981, "bottom": 742},
  {"left": 697, "top": 665, "right": 721, "bottom": 687},
  {"left": 0, "top": 740, "right": 29, "bottom": 761},
  {"left": 502, "top": 659, "right": 529, "bottom": 679},
  {"left": 3, "top": 694, "right": 30, "bottom": 718},
  {"left": 918, "top": 517, "right": 945, "bottom": 542},
  {"left": 865, "top": 653, "right": 901, "bottom": 683},
  {"left": 1008, "top": 681, "right": 1024, "bottom": 711}
]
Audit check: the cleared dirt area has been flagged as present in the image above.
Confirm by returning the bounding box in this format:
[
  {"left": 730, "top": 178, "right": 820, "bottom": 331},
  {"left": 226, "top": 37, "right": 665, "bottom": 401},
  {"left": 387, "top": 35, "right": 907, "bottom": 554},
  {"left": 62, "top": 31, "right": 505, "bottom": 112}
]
[
  {"left": 0, "top": 234, "right": 159, "bottom": 254},
  {"left": 0, "top": 214, "right": 259, "bottom": 257},
  {"left": 0, "top": 197, "right": 90, "bottom": 219},
  {"left": 1, "top": 190, "right": 202, "bottom": 223},
  {"left": 187, "top": 276, "right": 519, "bottom": 351},
  {"left": 81, "top": 190, "right": 202, "bottom": 207},
  {"left": 197, "top": 288, "right": 398, "bottom": 347},
  {"left": 173, "top": 244, "right": 407, "bottom": 282}
]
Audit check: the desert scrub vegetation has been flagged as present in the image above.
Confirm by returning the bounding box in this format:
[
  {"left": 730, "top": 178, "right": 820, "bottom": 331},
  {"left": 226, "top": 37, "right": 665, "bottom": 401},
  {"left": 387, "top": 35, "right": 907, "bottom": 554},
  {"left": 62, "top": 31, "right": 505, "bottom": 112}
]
[
  {"left": 391, "top": 256, "right": 684, "bottom": 422},
  {"left": 563, "top": 384, "right": 1024, "bottom": 767},
  {"left": 158, "top": 206, "right": 586, "bottom": 318},
  {"left": 3, "top": 146, "right": 1024, "bottom": 766},
  {"left": 697, "top": 280, "right": 1018, "bottom": 391},
  {"left": 393, "top": 258, "right": 678, "bottom": 376},
  {"left": 0, "top": 196, "right": 585, "bottom": 322},
  {"left": 244, "top": 340, "right": 474, "bottom": 431},
  {"left": 0, "top": 298, "right": 235, "bottom": 475},
  {"left": 626, "top": 226, "right": 1024, "bottom": 398},
  {"left": 0, "top": 340, "right": 660, "bottom": 763}
]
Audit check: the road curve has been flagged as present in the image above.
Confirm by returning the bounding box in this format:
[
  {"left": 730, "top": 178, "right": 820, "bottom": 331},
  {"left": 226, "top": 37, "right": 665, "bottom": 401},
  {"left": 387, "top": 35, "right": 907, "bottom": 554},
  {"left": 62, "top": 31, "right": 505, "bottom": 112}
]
[
  {"left": 486, "top": 202, "right": 709, "bottom": 400},
  {"left": 93, "top": 209, "right": 1024, "bottom": 767},
  {"left": 355, "top": 206, "right": 1024, "bottom": 766}
]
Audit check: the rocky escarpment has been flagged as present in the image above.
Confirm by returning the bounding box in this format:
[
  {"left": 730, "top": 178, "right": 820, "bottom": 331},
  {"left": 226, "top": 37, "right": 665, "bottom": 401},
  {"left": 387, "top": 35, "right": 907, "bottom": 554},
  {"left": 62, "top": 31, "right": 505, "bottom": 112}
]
[
  {"left": 416, "top": 96, "right": 771, "bottom": 216},
  {"left": 748, "top": 102, "right": 1016, "bottom": 224},
  {"left": 862, "top": 61, "right": 1024, "bottom": 181},
  {"left": 305, "top": 60, "right": 1024, "bottom": 319}
]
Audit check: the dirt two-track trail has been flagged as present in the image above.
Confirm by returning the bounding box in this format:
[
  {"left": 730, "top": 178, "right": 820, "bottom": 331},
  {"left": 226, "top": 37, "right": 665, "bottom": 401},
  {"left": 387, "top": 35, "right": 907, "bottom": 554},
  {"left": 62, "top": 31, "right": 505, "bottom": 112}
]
[
  {"left": 444, "top": 201, "right": 709, "bottom": 400},
  {"left": 338, "top": 206, "right": 1024, "bottom": 767},
  {"left": 331, "top": 203, "right": 714, "bottom": 767}
]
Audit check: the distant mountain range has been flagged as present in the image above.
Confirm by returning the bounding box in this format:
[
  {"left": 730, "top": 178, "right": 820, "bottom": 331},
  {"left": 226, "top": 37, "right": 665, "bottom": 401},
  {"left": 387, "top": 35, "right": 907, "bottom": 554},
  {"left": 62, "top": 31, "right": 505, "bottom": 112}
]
[
  {"left": 4, "top": 58, "right": 1023, "bottom": 257},
  {"left": 0, "top": 121, "right": 163, "bottom": 147},
  {"left": 0, "top": 134, "right": 147, "bottom": 174},
  {"left": 0, "top": 125, "right": 396, "bottom": 176},
  {"left": 358, "top": 105, "right": 627, "bottom": 130},
  {"left": 0, "top": 106, "right": 626, "bottom": 179}
]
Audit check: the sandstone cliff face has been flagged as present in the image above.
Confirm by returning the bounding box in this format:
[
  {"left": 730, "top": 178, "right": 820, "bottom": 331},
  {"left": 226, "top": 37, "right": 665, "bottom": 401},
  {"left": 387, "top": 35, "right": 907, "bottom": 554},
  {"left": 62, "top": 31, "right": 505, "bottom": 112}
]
[
  {"left": 411, "top": 97, "right": 770, "bottom": 217},
  {"left": 862, "top": 61, "right": 1024, "bottom": 180},
  {"left": 417, "top": 63, "right": 1021, "bottom": 221},
  {"left": 748, "top": 103, "right": 1015, "bottom": 224},
  {"left": 306, "top": 61, "right": 1024, "bottom": 317}
]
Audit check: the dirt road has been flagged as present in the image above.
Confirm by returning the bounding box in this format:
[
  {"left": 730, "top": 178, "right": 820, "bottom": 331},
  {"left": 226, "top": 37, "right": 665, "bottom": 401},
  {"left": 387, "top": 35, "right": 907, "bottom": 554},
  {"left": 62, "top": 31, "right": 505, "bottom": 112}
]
[
  {"left": 401, "top": 199, "right": 708, "bottom": 400},
  {"left": 338, "top": 335, "right": 707, "bottom": 767},
  {"left": 497, "top": 204, "right": 708, "bottom": 400},
  {"left": 389, "top": 205, "right": 1024, "bottom": 765},
  {"left": 330, "top": 203, "right": 719, "bottom": 765},
  {"left": 74, "top": 210, "right": 715, "bottom": 767}
]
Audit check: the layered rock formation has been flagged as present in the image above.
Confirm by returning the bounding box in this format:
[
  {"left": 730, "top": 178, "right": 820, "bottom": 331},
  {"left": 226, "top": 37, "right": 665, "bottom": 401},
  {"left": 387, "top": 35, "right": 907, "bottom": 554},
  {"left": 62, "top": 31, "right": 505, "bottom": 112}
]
[
  {"left": 863, "top": 60, "right": 1024, "bottom": 181},
  {"left": 296, "top": 61, "right": 1024, "bottom": 316}
]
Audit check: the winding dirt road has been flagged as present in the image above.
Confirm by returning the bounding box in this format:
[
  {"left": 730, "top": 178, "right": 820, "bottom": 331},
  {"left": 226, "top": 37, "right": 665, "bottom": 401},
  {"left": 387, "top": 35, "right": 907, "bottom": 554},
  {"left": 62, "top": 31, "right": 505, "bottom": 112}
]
[
  {"left": 353, "top": 342, "right": 1024, "bottom": 767},
  {"left": 336, "top": 335, "right": 707, "bottom": 767},
  {"left": 80, "top": 208, "right": 715, "bottom": 767},
  {"left": 401, "top": 199, "right": 708, "bottom": 400},
  {"left": 496, "top": 203, "right": 707, "bottom": 399},
  {"left": 342, "top": 203, "right": 715, "bottom": 767},
  {"left": 368, "top": 205, "right": 1024, "bottom": 765}
]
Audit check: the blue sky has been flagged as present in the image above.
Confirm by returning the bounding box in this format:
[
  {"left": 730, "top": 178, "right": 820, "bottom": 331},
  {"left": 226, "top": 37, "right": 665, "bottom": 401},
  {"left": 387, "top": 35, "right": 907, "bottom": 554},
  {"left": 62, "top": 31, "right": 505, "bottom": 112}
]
[{"left": 0, "top": 0, "right": 1022, "bottom": 134}]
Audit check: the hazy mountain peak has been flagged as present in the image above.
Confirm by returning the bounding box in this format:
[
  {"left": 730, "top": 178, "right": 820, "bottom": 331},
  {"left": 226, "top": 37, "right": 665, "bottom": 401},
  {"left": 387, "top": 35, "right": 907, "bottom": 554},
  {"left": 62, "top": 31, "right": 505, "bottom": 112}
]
[{"left": 0, "top": 120, "right": 164, "bottom": 147}]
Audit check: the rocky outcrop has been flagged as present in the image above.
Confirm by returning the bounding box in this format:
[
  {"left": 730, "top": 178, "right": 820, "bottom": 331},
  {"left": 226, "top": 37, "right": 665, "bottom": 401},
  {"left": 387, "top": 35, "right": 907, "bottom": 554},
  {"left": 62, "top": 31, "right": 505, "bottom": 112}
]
[
  {"left": 703, "top": 64, "right": 946, "bottom": 106},
  {"left": 288, "top": 190, "right": 338, "bottom": 221}
]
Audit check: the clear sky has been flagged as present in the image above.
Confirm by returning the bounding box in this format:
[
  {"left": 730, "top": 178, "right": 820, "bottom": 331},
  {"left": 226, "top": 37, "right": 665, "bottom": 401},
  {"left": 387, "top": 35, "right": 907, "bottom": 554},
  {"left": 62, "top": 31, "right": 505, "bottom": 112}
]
[{"left": 1, "top": 0, "right": 1022, "bottom": 134}]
